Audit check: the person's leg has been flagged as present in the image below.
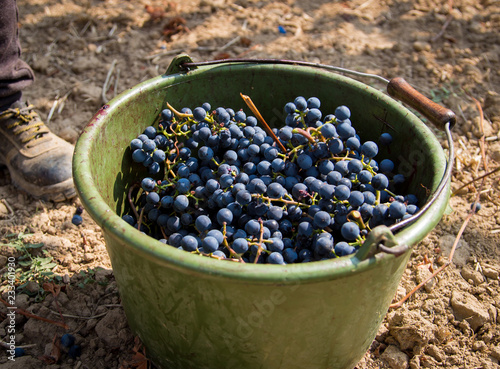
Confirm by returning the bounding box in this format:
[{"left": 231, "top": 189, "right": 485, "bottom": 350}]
[
  {"left": 0, "top": 0, "right": 35, "bottom": 108},
  {"left": 0, "top": 0, "right": 76, "bottom": 202}
]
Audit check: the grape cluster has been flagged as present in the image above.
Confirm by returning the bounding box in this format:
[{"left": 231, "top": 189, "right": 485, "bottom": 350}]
[{"left": 123, "top": 96, "right": 419, "bottom": 264}]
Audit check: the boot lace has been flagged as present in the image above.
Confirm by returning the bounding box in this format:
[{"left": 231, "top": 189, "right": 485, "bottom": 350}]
[{"left": 0, "top": 104, "right": 50, "bottom": 144}]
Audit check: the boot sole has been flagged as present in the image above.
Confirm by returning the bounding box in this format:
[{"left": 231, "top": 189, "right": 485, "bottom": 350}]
[{"left": 3, "top": 163, "right": 76, "bottom": 202}]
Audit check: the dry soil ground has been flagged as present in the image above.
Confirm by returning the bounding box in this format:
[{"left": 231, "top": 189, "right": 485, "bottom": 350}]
[{"left": 1, "top": 0, "right": 500, "bottom": 368}]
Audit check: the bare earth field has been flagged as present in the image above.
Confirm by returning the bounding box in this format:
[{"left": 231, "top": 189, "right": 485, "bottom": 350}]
[{"left": 1, "top": 0, "right": 499, "bottom": 368}]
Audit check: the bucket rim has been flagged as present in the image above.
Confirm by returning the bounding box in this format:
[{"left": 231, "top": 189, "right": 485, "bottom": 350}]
[{"left": 73, "top": 61, "right": 450, "bottom": 283}]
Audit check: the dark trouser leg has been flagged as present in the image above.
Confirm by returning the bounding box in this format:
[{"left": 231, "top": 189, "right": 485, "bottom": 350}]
[{"left": 0, "top": 0, "right": 35, "bottom": 109}]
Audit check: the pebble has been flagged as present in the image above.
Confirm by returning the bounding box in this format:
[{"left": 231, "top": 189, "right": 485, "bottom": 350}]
[
  {"left": 450, "top": 290, "right": 490, "bottom": 330},
  {"left": 413, "top": 41, "right": 431, "bottom": 52},
  {"left": 381, "top": 345, "right": 409, "bottom": 369},
  {"left": 460, "top": 266, "right": 485, "bottom": 285},
  {"left": 482, "top": 267, "right": 499, "bottom": 280},
  {"left": 490, "top": 344, "right": 500, "bottom": 361},
  {"left": 426, "top": 344, "right": 445, "bottom": 362}
]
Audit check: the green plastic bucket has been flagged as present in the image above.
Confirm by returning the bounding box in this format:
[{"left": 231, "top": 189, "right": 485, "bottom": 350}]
[{"left": 73, "top": 56, "right": 451, "bottom": 369}]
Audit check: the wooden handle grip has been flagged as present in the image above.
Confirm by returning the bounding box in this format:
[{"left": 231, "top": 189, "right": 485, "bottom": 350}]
[{"left": 387, "top": 77, "right": 456, "bottom": 130}]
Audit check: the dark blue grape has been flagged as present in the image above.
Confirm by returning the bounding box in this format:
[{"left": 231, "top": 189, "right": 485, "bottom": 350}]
[
  {"left": 341, "top": 222, "right": 360, "bottom": 241},
  {"left": 173, "top": 195, "right": 189, "bottom": 212},
  {"left": 379, "top": 133, "right": 393, "bottom": 145},
  {"left": 61, "top": 333, "right": 76, "bottom": 348},
  {"left": 294, "top": 96, "right": 307, "bottom": 111},
  {"left": 141, "top": 177, "right": 156, "bottom": 192},
  {"left": 335, "top": 105, "right": 351, "bottom": 120},
  {"left": 181, "top": 236, "right": 198, "bottom": 251},
  {"left": 371, "top": 173, "right": 389, "bottom": 190},
  {"left": 335, "top": 241, "right": 356, "bottom": 256},
  {"left": 195, "top": 215, "right": 212, "bottom": 232},
  {"left": 389, "top": 201, "right": 406, "bottom": 219},
  {"left": 232, "top": 238, "right": 249, "bottom": 254},
  {"left": 313, "top": 211, "right": 331, "bottom": 228},
  {"left": 202, "top": 236, "right": 219, "bottom": 253},
  {"left": 268, "top": 252, "right": 285, "bottom": 264},
  {"left": 217, "top": 208, "right": 233, "bottom": 226},
  {"left": 379, "top": 159, "right": 395, "bottom": 173},
  {"left": 132, "top": 149, "right": 148, "bottom": 163}
]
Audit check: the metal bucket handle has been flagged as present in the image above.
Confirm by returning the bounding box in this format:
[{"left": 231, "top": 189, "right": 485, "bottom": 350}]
[{"left": 168, "top": 55, "right": 455, "bottom": 260}]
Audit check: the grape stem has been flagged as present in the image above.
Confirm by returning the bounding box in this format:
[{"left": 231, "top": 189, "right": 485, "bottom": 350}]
[
  {"left": 292, "top": 128, "right": 316, "bottom": 144},
  {"left": 240, "top": 93, "right": 287, "bottom": 154},
  {"left": 253, "top": 218, "right": 265, "bottom": 264},
  {"left": 222, "top": 222, "right": 245, "bottom": 263},
  {"left": 127, "top": 183, "right": 141, "bottom": 221},
  {"left": 166, "top": 102, "right": 193, "bottom": 119}
]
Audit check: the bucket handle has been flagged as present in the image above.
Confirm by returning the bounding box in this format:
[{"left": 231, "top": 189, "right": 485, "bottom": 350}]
[{"left": 168, "top": 55, "right": 455, "bottom": 259}]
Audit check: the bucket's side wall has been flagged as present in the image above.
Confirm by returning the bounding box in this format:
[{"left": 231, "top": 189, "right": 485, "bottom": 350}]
[
  {"left": 105, "top": 228, "right": 409, "bottom": 369},
  {"left": 74, "top": 63, "right": 449, "bottom": 369}
]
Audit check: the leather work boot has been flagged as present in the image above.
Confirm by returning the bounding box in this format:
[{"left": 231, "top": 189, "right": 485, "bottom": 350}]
[{"left": 0, "top": 101, "right": 76, "bottom": 202}]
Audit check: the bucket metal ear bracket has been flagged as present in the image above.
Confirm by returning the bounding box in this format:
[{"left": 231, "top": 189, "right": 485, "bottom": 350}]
[
  {"left": 354, "top": 225, "right": 408, "bottom": 261},
  {"left": 165, "top": 54, "right": 195, "bottom": 75}
]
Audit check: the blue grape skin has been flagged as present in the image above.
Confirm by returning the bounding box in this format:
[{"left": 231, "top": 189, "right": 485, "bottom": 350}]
[
  {"left": 122, "top": 214, "right": 135, "bottom": 226},
  {"left": 297, "top": 154, "right": 313, "bottom": 170},
  {"left": 341, "top": 222, "right": 360, "bottom": 241},
  {"left": 141, "top": 177, "right": 156, "bottom": 192},
  {"left": 334, "top": 160, "right": 350, "bottom": 176},
  {"left": 245, "top": 116, "right": 258, "bottom": 127},
  {"left": 61, "top": 333, "right": 76, "bottom": 348},
  {"left": 328, "top": 138, "right": 344, "bottom": 155},
  {"left": 371, "top": 173, "right": 389, "bottom": 190},
  {"left": 130, "top": 138, "right": 143, "bottom": 151},
  {"left": 245, "top": 219, "right": 261, "bottom": 236},
  {"left": 173, "top": 195, "right": 189, "bottom": 212},
  {"left": 167, "top": 216, "right": 182, "bottom": 232},
  {"left": 146, "top": 192, "right": 160, "bottom": 206},
  {"left": 297, "top": 221, "right": 314, "bottom": 237},
  {"left": 379, "top": 159, "right": 395, "bottom": 173},
  {"left": 283, "top": 248, "right": 298, "bottom": 263},
  {"left": 336, "top": 123, "right": 355, "bottom": 140},
  {"left": 389, "top": 201, "right": 406, "bottom": 219},
  {"left": 193, "top": 107, "right": 207, "bottom": 122},
  {"left": 198, "top": 146, "right": 214, "bottom": 161},
  {"left": 357, "top": 170, "right": 372, "bottom": 184},
  {"left": 306, "top": 108, "right": 322, "bottom": 125},
  {"left": 294, "top": 96, "right": 307, "bottom": 111},
  {"left": 348, "top": 159, "right": 363, "bottom": 174},
  {"left": 346, "top": 137, "right": 361, "bottom": 151},
  {"left": 268, "top": 238, "right": 284, "bottom": 252},
  {"left": 129, "top": 100, "right": 422, "bottom": 263},
  {"left": 142, "top": 139, "right": 156, "bottom": 152},
  {"left": 334, "top": 185, "right": 350, "bottom": 201},
  {"left": 334, "top": 105, "right": 351, "bottom": 120},
  {"left": 144, "top": 126, "right": 157, "bottom": 139},
  {"left": 217, "top": 208, "right": 233, "bottom": 226},
  {"left": 68, "top": 345, "right": 82, "bottom": 359},
  {"left": 406, "top": 204, "right": 419, "bottom": 214},
  {"left": 348, "top": 191, "right": 364, "bottom": 208},
  {"left": 379, "top": 133, "right": 393, "bottom": 145},
  {"left": 70, "top": 213, "right": 82, "bottom": 226},
  {"left": 202, "top": 236, "right": 219, "bottom": 253},
  {"left": 360, "top": 141, "right": 379, "bottom": 158},
  {"left": 268, "top": 252, "right": 285, "bottom": 265},
  {"left": 132, "top": 149, "right": 148, "bottom": 163},
  {"left": 176, "top": 178, "right": 191, "bottom": 194},
  {"left": 195, "top": 215, "right": 212, "bottom": 232},
  {"left": 232, "top": 238, "right": 249, "bottom": 254},
  {"left": 314, "top": 211, "right": 331, "bottom": 228},
  {"left": 335, "top": 241, "right": 356, "bottom": 256},
  {"left": 14, "top": 347, "right": 26, "bottom": 358},
  {"left": 181, "top": 236, "right": 198, "bottom": 251}
]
